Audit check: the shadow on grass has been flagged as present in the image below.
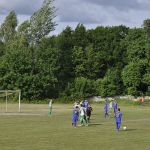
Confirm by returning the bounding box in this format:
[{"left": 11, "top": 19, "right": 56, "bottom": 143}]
[
  {"left": 91, "top": 114, "right": 97, "bottom": 116},
  {"left": 126, "top": 129, "right": 137, "bottom": 131},
  {"left": 90, "top": 118, "right": 96, "bottom": 121},
  {"left": 120, "top": 128, "right": 137, "bottom": 132},
  {"left": 88, "top": 123, "right": 101, "bottom": 126}
]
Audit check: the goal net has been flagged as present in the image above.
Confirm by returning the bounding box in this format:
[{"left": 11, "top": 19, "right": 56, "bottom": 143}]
[{"left": 0, "top": 90, "right": 21, "bottom": 113}]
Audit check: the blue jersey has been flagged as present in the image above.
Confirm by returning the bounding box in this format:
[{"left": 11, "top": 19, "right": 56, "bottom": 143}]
[
  {"left": 113, "top": 102, "right": 118, "bottom": 113},
  {"left": 72, "top": 109, "right": 79, "bottom": 123},
  {"left": 115, "top": 111, "right": 122, "bottom": 123},
  {"left": 113, "top": 102, "right": 117, "bottom": 109},
  {"left": 104, "top": 103, "right": 108, "bottom": 112},
  {"left": 84, "top": 101, "right": 89, "bottom": 109}
]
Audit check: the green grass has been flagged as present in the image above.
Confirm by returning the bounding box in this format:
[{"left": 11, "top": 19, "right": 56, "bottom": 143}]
[{"left": 0, "top": 103, "right": 150, "bottom": 150}]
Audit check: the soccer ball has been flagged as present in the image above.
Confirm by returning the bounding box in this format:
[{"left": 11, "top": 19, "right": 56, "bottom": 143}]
[{"left": 123, "top": 126, "right": 127, "bottom": 130}]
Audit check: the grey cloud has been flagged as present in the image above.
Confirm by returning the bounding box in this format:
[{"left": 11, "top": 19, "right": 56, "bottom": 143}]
[
  {"left": 0, "top": 0, "right": 43, "bottom": 15},
  {"left": 54, "top": 0, "right": 150, "bottom": 26},
  {"left": 82, "top": 0, "right": 150, "bottom": 11},
  {"left": 55, "top": 0, "right": 106, "bottom": 24},
  {"left": 58, "top": 6, "right": 106, "bottom": 24}
]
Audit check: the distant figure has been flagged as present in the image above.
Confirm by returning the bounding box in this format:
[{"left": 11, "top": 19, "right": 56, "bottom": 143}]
[
  {"left": 109, "top": 101, "right": 113, "bottom": 116},
  {"left": 104, "top": 101, "right": 109, "bottom": 118},
  {"left": 140, "top": 96, "right": 144, "bottom": 106},
  {"left": 48, "top": 99, "right": 52, "bottom": 116},
  {"left": 109, "top": 101, "right": 113, "bottom": 109},
  {"left": 113, "top": 100, "right": 118, "bottom": 116},
  {"left": 86, "top": 106, "right": 93, "bottom": 123},
  {"left": 72, "top": 106, "right": 79, "bottom": 128},
  {"left": 80, "top": 104, "right": 87, "bottom": 126},
  {"left": 115, "top": 108, "right": 122, "bottom": 131},
  {"left": 84, "top": 100, "right": 89, "bottom": 110}
]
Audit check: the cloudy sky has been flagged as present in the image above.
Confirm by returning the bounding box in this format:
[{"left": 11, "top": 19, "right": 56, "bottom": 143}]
[{"left": 0, "top": 0, "right": 150, "bottom": 34}]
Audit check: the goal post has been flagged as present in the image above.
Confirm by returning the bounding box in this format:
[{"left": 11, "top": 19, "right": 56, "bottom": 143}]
[{"left": 0, "top": 90, "right": 21, "bottom": 112}]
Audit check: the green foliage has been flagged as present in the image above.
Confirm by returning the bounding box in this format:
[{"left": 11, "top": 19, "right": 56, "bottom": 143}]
[
  {"left": 60, "top": 77, "right": 96, "bottom": 100},
  {"left": 72, "top": 77, "right": 95, "bottom": 98},
  {"left": 0, "top": 8, "right": 150, "bottom": 101},
  {"left": 143, "top": 71, "right": 150, "bottom": 95},
  {"left": 0, "top": 11, "right": 17, "bottom": 43},
  {"left": 72, "top": 46, "right": 86, "bottom": 77},
  {"left": 74, "top": 24, "right": 87, "bottom": 48},
  {"left": 56, "top": 26, "right": 74, "bottom": 90},
  {"left": 122, "top": 61, "right": 148, "bottom": 95},
  {"left": 28, "top": 0, "right": 56, "bottom": 44},
  {"left": 0, "top": 41, "right": 5, "bottom": 56},
  {"left": 0, "top": 46, "right": 59, "bottom": 100},
  {"left": 143, "top": 19, "right": 150, "bottom": 38}
]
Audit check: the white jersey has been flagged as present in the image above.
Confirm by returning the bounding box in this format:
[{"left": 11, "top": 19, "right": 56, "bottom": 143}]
[
  {"left": 80, "top": 107, "right": 85, "bottom": 116},
  {"left": 109, "top": 102, "right": 113, "bottom": 109},
  {"left": 49, "top": 100, "right": 52, "bottom": 107}
]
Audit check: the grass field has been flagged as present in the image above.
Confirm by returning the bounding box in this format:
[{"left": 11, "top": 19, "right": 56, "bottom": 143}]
[{"left": 0, "top": 103, "right": 150, "bottom": 150}]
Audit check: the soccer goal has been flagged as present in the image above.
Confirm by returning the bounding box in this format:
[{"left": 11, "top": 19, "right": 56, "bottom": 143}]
[{"left": 0, "top": 90, "right": 21, "bottom": 112}]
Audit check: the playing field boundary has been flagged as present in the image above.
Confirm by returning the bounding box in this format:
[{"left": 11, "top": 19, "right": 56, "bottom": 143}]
[{"left": 0, "top": 112, "right": 42, "bottom": 116}]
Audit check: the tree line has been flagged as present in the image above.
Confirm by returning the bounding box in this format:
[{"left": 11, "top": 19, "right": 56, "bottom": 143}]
[{"left": 0, "top": 0, "right": 150, "bottom": 101}]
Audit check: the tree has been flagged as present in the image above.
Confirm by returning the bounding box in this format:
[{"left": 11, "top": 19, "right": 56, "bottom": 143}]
[
  {"left": 66, "top": 77, "right": 95, "bottom": 99},
  {"left": 0, "top": 11, "right": 17, "bottom": 43},
  {"left": 56, "top": 26, "right": 74, "bottom": 90},
  {"left": 84, "top": 45, "right": 101, "bottom": 79},
  {"left": 95, "top": 68, "right": 124, "bottom": 97},
  {"left": 28, "top": 0, "right": 56, "bottom": 45},
  {"left": 17, "top": 20, "right": 31, "bottom": 44},
  {"left": 74, "top": 24, "right": 87, "bottom": 48},
  {"left": 72, "top": 46, "right": 86, "bottom": 77},
  {"left": 0, "top": 41, "right": 5, "bottom": 57},
  {"left": 143, "top": 73, "right": 150, "bottom": 95},
  {"left": 122, "top": 61, "right": 148, "bottom": 95},
  {"left": 143, "top": 19, "right": 150, "bottom": 38},
  {"left": 19, "top": 0, "right": 57, "bottom": 74},
  {"left": 126, "top": 37, "right": 147, "bottom": 62}
]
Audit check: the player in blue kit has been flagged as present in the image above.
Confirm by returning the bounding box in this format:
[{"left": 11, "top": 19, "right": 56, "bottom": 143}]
[
  {"left": 72, "top": 106, "right": 79, "bottom": 128},
  {"left": 84, "top": 100, "right": 89, "bottom": 110},
  {"left": 115, "top": 108, "right": 122, "bottom": 131},
  {"left": 104, "top": 100, "right": 109, "bottom": 118},
  {"left": 113, "top": 100, "right": 118, "bottom": 116}
]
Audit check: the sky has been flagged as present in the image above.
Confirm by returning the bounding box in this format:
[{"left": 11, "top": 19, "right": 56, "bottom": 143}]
[{"left": 0, "top": 0, "right": 150, "bottom": 35}]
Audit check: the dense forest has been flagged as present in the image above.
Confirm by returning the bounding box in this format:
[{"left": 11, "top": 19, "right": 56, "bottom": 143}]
[{"left": 0, "top": 0, "right": 150, "bottom": 101}]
